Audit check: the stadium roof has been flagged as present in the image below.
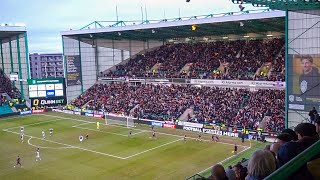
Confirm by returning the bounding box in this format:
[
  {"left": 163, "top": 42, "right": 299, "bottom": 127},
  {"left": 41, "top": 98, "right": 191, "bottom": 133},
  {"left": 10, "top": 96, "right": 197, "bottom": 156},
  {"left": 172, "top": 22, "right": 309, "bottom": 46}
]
[
  {"left": 61, "top": 9, "right": 285, "bottom": 41},
  {"left": 0, "top": 25, "right": 26, "bottom": 41},
  {"left": 232, "top": 0, "right": 320, "bottom": 10}
]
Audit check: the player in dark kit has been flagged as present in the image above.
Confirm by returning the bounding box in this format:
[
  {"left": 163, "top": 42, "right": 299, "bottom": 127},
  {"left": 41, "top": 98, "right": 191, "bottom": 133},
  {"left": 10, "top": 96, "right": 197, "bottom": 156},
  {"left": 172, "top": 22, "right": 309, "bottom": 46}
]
[
  {"left": 197, "top": 133, "right": 202, "bottom": 141},
  {"left": 184, "top": 134, "right": 187, "bottom": 142},
  {"left": 234, "top": 144, "right": 238, "bottom": 154},
  {"left": 14, "top": 156, "right": 22, "bottom": 168},
  {"left": 152, "top": 131, "right": 156, "bottom": 139},
  {"left": 49, "top": 128, "right": 53, "bottom": 136},
  {"left": 128, "top": 129, "right": 132, "bottom": 137},
  {"left": 85, "top": 133, "right": 89, "bottom": 140}
]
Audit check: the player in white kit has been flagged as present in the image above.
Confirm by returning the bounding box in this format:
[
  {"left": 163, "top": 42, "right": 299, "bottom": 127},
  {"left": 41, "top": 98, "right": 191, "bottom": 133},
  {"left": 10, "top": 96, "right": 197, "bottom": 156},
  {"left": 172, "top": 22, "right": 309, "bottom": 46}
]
[
  {"left": 42, "top": 131, "right": 46, "bottom": 139},
  {"left": 20, "top": 127, "right": 24, "bottom": 134},
  {"left": 36, "top": 147, "right": 41, "bottom": 161},
  {"left": 79, "top": 135, "right": 83, "bottom": 143}
]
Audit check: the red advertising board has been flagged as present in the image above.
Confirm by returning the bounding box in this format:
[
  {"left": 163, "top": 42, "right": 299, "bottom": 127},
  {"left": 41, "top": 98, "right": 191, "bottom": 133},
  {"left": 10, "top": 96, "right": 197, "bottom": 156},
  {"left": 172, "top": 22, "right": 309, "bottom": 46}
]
[
  {"left": 163, "top": 123, "right": 176, "bottom": 129},
  {"left": 32, "top": 109, "right": 46, "bottom": 113}
]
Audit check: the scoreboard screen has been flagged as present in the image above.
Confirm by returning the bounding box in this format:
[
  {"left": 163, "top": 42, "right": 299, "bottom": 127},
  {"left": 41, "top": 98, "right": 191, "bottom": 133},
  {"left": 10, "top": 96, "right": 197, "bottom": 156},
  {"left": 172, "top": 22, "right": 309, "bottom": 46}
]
[{"left": 28, "top": 78, "right": 65, "bottom": 98}]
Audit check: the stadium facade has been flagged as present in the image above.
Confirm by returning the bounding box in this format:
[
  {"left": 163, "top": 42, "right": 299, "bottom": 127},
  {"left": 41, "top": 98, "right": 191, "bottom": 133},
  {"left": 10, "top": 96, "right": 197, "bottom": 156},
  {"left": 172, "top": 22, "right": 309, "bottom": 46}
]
[
  {"left": 61, "top": 7, "right": 319, "bottom": 129},
  {"left": 0, "top": 25, "right": 30, "bottom": 99},
  {"left": 61, "top": 9, "right": 284, "bottom": 100}
]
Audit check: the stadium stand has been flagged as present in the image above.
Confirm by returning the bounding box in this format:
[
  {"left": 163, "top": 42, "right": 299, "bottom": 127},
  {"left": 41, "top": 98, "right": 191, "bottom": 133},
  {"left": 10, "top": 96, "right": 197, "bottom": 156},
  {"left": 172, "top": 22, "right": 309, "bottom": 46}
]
[
  {"left": 104, "top": 38, "right": 285, "bottom": 81},
  {"left": 0, "top": 68, "right": 21, "bottom": 100},
  {"left": 71, "top": 83, "right": 285, "bottom": 132},
  {"left": 0, "top": 68, "right": 28, "bottom": 113}
]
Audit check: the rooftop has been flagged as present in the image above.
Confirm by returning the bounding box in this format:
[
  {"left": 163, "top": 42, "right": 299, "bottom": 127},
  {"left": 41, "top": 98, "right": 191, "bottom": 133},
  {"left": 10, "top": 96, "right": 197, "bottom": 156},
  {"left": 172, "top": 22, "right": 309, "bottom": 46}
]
[{"left": 61, "top": 9, "right": 285, "bottom": 41}]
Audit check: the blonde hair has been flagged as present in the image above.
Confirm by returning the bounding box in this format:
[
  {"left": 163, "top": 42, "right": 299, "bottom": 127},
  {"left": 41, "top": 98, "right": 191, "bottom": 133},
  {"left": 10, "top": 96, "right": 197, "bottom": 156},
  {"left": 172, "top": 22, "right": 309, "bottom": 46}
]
[{"left": 247, "top": 150, "right": 276, "bottom": 178}]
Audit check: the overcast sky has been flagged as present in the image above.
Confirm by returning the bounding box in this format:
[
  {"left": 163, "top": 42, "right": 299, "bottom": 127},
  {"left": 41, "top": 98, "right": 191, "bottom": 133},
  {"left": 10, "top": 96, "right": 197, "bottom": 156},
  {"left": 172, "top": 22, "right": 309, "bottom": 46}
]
[{"left": 0, "top": 0, "right": 261, "bottom": 53}]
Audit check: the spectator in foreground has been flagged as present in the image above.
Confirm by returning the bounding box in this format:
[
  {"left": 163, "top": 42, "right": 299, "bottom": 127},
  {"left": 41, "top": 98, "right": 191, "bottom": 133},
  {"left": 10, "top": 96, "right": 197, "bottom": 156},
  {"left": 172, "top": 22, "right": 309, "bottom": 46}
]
[
  {"left": 281, "top": 128, "right": 298, "bottom": 141},
  {"left": 208, "top": 164, "right": 228, "bottom": 180},
  {"left": 277, "top": 123, "right": 319, "bottom": 180},
  {"left": 233, "top": 164, "right": 246, "bottom": 180},
  {"left": 225, "top": 168, "right": 236, "bottom": 180},
  {"left": 315, "top": 118, "right": 320, "bottom": 135},
  {"left": 270, "top": 133, "right": 293, "bottom": 156},
  {"left": 246, "top": 150, "right": 276, "bottom": 180}
]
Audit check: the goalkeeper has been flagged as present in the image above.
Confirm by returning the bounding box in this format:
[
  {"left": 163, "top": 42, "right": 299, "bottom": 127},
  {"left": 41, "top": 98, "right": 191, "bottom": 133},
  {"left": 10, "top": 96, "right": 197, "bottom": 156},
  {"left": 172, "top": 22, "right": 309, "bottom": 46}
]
[{"left": 96, "top": 122, "right": 100, "bottom": 130}]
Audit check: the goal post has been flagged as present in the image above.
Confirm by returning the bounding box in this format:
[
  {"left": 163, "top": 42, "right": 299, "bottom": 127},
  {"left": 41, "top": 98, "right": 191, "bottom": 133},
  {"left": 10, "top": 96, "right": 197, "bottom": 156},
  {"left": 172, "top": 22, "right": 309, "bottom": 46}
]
[{"left": 105, "top": 114, "right": 135, "bottom": 128}]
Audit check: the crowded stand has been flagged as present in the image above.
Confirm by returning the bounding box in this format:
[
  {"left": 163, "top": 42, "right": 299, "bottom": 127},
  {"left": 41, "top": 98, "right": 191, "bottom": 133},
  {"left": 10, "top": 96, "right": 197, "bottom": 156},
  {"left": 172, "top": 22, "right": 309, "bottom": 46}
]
[
  {"left": 0, "top": 68, "right": 21, "bottom": 100},
  {"left": 71, "top": 83, "right": 284, "bottom": 132},
  {"left": 105, "top": 38, "right": 285, "bottom": 81}
]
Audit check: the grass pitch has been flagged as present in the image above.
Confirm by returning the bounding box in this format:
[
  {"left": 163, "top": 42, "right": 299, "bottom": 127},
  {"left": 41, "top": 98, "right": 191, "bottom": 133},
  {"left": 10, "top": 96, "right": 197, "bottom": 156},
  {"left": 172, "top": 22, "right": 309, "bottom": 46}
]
[{"left": 0, "top": 112, "right": 255, "bottom": 180}]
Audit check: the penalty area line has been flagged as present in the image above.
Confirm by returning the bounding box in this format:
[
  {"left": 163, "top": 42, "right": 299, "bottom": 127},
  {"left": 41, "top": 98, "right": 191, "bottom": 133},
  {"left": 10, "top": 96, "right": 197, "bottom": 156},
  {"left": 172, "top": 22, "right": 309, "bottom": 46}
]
[
  {"left": 124, "top": 138, "right": 183, "bottom": 159},
  {"left": 27, "top": 137, "right": 74, "bottom": 149}
]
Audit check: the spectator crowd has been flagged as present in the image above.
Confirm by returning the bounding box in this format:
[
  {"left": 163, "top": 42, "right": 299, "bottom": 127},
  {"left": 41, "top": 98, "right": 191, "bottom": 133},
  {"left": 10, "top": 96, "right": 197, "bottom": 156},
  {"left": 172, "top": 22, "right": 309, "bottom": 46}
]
[
  {"left": 0, "top": 68, "right": 21, "bottom": 106},
  {"left": 71, "top": 83, "right": 284, "bottom": 132},
  {"left": 105, "top": 38, "right": 285, "bottom": 81}
]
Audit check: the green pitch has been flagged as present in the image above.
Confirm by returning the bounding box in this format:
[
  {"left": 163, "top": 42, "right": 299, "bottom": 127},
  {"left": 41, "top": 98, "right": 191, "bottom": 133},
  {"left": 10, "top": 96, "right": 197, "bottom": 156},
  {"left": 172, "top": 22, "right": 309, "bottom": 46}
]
[{"left": 0, "top": 112, "right": 251, "bottom": 180}]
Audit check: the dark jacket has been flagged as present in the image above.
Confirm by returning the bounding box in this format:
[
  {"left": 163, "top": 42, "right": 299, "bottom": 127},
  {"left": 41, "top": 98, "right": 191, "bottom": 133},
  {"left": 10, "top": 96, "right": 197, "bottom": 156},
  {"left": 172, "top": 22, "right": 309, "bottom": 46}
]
[{"left": 277, "top": 136, "right": 319, "bottom": 180}]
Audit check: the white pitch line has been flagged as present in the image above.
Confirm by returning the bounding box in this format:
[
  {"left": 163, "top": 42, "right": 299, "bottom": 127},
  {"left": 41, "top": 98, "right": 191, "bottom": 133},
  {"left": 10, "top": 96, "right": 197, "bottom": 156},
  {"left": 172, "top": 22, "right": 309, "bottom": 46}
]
[
  {"left": 124, "top": 138, "right": 183, "bottom": 159},
  {"left": 131, "top": 131, "right": 145, "bottom": 136},
  {"left": 3, "top": 129, "right": 126, "bottom": 160},
  {"left": 72, "top": 122, "right": 93, "bottom": 128},
  {"left": 73, "top": 126, "right": 129, "bottom": 137},
  {"left": 196, "top": 146, "right": 251, "bottom": 175},
  {"left": 28, "top": 137, "right": 73, "bottom": 149},
  {"left": 4, "top": 118, "right": 64, "bottom": 131}
]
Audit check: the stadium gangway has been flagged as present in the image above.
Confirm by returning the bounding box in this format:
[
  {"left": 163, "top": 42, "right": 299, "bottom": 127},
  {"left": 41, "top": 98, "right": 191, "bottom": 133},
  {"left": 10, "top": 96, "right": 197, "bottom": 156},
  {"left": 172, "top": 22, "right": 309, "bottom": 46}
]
[{"left": 265, "top": 140, "right": 320, "bottom": 179}]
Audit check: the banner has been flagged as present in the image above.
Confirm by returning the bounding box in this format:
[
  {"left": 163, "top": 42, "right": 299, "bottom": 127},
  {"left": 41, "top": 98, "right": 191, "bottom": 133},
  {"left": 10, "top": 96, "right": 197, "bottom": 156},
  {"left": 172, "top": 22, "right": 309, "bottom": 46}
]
[
  {"left": 94, "top": 114, "right": 103, "bottom": 118},
  {"left": 66, "top": 55, "right": 82, "bottom": 86},
  {"left": 202, "top": 128, "right": 239, "bottom": 138},
  {"left": 151, "top": 121, "right": 163, "bottom": 127},
  {"left": 190, "top": 79, "right": 285, "bottom": 89},
  {"left": 52, "top": 109, "right": 64, "bottom": 113},
  {"left": 74, "top": 111, "right": 81, "bottom": 115},
  {"left": 20, "top": 110, "right": 32, "bottom": 115},
  {"left": 63, "top": 110, "right": 74, "bottom": 114},
  {"left": 182, "top": 122, "right": 204, "bottom": 128},
  {"left": 183, "top": 126, "right": 202, "bottom": 132},
  {"left": 32, "top": 109, "right": 46, "bottom": 113},
  {"left": 85, "top": 113, "right": 93, "bottom": 117},
  {"left": 31, "top": 97, "right": 67, "bottom": 107},
  {"left": 163, "top": 123, "right": 176, "bottom": 129}
]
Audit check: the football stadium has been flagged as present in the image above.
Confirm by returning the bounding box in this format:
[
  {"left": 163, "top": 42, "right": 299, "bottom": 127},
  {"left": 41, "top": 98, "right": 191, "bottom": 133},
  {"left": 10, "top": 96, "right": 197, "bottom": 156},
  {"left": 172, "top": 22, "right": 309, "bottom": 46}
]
[{"left": 1, "top": 1, "right": 320, "bottom": 179}]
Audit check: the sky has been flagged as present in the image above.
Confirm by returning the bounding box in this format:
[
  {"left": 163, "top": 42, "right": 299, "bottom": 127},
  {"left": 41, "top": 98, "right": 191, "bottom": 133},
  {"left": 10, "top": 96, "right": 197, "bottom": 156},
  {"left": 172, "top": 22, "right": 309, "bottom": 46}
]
[{"left": 0, "top": 0, "right": 261, "bottom": 53}]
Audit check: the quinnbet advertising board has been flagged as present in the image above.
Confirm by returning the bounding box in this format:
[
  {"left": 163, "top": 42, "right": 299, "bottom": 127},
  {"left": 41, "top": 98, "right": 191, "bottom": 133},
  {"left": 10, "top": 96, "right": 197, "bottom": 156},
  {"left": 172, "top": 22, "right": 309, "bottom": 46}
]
[{"left": 28, "top": 78, "right": 67, "bottom": 107}]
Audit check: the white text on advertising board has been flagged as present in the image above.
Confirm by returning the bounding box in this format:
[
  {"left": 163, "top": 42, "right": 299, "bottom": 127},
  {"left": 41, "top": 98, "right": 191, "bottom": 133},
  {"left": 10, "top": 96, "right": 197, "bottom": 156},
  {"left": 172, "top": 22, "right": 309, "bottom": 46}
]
[{"left": 33, "top": 99, "right": 65, "bottom": 106}]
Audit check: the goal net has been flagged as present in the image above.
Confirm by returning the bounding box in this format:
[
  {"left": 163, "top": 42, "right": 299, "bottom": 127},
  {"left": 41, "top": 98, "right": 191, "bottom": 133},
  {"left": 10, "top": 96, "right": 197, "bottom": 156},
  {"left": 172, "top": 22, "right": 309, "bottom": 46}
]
[{"left": 105, "top": 114, "right": 135, "bottom": 128}]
